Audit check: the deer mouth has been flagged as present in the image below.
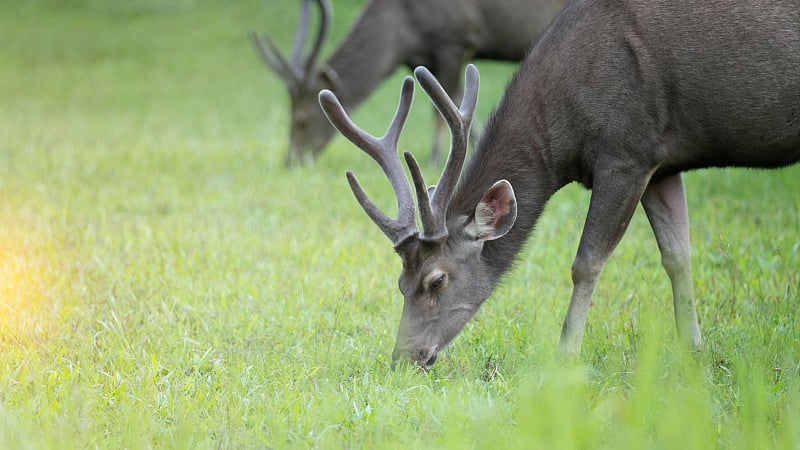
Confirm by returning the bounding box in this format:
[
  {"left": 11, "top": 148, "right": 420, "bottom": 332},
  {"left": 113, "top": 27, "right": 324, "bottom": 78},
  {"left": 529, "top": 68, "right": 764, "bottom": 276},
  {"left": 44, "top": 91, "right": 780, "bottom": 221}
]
[
  {"left": 390, "top": 354, "right": 439, "bottom": 372},
  {"left": 419, "top": 352, "right": 438, "bottom": 371},
  {"left": 391, "top": 345, "right": 439, "bottom": 371}
]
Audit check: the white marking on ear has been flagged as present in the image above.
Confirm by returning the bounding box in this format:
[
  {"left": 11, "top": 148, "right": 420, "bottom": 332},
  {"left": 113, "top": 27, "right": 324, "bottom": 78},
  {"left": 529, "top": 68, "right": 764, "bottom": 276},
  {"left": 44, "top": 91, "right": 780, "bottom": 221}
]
[{"left": 465, "top": 180, "right": 517, "bottom": 241}]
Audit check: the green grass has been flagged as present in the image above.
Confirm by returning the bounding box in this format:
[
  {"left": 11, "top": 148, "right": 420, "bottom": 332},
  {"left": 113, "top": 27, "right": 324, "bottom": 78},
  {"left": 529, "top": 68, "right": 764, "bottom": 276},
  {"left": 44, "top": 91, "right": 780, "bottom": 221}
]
[{"left": 1, "top": 1, "right": 799, "bottom": 448}]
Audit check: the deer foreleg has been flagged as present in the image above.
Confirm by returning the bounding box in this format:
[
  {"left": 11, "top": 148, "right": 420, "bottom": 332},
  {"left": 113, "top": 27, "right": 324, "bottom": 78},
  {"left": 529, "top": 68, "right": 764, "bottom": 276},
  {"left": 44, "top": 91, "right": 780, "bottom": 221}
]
[
  {"left": 559, "top": 166, "right": 653, "bottom": 357},
  {"left": 640, "top": 173, "right": 701, "bottom": 349}
]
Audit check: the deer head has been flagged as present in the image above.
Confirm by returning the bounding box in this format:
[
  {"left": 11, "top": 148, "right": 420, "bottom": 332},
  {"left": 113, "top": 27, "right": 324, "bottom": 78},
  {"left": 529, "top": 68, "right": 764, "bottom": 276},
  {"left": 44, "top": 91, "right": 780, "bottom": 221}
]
[
  {"left": 250, "top": 0, "right": 339, "bottom": 165},
  {"left": 319, "top": 65, "right": 518, "bottom": 370}
]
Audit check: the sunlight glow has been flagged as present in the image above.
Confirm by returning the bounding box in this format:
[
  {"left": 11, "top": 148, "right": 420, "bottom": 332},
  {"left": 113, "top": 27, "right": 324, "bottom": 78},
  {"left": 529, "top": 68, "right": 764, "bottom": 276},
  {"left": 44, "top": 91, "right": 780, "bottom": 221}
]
[{"left": 0, "top": 226, "right": 52, "bottom": 345}]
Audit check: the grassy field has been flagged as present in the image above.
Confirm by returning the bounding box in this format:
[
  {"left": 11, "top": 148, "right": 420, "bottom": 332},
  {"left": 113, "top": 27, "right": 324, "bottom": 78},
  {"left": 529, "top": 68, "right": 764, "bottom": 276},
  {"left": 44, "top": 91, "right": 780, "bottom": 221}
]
[{"left": 1, "top": 1, "right": 799, "bottom": 448}]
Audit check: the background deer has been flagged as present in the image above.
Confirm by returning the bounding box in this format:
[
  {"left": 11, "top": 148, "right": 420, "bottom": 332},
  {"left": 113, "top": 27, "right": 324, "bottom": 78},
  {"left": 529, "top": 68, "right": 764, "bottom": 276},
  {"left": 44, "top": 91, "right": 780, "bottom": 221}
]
[
  {"left": 320, "top": 0, "right": 800, "bottom": 369},
  {"left": 250, "top": 0, "right": 568, "bottom": 166}
]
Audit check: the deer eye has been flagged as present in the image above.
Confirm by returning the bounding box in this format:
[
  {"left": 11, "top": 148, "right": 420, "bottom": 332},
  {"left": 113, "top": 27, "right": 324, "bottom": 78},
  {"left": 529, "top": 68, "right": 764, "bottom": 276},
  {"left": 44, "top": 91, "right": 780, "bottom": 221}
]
[{"left": 429, "top": 274, "right": 446, "bottom": 292}]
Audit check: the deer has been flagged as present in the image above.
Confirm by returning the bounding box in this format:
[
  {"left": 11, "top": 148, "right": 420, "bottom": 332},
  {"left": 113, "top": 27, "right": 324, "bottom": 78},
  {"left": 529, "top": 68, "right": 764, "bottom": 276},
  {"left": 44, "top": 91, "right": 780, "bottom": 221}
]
[
  {"left": 250, "top": 0, "right": 568, "bottom": 166},
  {"left": 319, "top": 0, "right": 800, "bottom": 369}
]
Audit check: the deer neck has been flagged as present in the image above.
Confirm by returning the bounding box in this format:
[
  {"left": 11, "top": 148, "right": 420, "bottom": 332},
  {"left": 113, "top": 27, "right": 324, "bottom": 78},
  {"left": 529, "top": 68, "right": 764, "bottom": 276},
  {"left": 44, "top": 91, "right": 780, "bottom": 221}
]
[{"left": 451, "top": 90, "right": 563, "bottom": 279}]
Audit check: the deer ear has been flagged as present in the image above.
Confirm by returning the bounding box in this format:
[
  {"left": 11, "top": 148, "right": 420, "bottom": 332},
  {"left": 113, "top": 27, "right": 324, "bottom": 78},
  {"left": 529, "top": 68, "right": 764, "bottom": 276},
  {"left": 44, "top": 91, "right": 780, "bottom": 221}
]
[
  {"left": 465, "top": 180, "right": 517, "bottom": 241},
  {"left": 319, "top": 65, "right": 341, "bottom": 91}
]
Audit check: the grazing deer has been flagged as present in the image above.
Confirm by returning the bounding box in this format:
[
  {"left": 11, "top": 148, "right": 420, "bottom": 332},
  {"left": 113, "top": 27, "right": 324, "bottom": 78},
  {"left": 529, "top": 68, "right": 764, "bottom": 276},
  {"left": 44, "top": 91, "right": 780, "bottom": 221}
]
[
  {"left": 320, "top": 0, "right": 800, "bottom": 369},
  {"left": 250, "top": 0, "right": 567, "bottom": 166}
]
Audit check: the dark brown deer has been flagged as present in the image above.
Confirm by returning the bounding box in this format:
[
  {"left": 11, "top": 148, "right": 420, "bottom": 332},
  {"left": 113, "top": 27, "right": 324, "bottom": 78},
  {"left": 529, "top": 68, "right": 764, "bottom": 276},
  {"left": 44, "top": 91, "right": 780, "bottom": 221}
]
[
  {"left": 250, "top": 0, "right": 568, "bottom": 166},
  {"left": 320, "top": 0, "right": 800, "bottom": 369}
]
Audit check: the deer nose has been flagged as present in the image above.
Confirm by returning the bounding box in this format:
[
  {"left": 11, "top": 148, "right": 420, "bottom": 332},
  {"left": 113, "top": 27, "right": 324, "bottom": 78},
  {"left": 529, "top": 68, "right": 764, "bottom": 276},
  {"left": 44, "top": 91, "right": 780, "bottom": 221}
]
[
  {"left": 391, "top": 345, "right": 439, "bottom": 370},
  {"left": 417, "top": 348, "right": 438, "bottom": 368}
]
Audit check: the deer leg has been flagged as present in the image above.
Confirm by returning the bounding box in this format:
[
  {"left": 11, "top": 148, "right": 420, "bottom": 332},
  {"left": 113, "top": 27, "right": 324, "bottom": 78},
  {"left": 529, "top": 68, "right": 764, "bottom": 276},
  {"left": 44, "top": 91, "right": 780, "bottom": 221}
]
[
  {"left": 559, "top": 167, "right": 653, "bottom": 357},
  {"left": 640, "top": 173, "right": 701, "bottom": 349}
]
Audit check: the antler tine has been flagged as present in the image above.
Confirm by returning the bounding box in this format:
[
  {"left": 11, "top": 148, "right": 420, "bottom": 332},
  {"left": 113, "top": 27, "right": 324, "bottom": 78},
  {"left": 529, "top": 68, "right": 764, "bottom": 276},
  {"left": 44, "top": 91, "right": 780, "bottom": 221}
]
[
  {"left": 249, "top": 31, "right": 301, "bottom": 88},
  {"left": 459, "top": 64, "right": 480, "bottom": 128},
  {"left": 344, "top": 171, "right": 408, "bottom": 243},
  {"left": 319, "top": 77, "right": 418, "bottom": 245},
  {"left": 413, "top": 64, "right": 480, "bottom": 240},
  {"left": 289, "top": 0, "right": 312, "bottom": 69},
  {"left": 404, "top": 152, "right": 436, "bottom": 237},
  {"left": 303, "top": 0, "right": 332, "bottom": 77}
]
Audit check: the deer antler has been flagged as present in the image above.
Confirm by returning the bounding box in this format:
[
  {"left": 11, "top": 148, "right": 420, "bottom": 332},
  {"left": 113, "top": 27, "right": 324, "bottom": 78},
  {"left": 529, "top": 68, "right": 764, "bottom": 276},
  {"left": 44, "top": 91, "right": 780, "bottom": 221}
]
[
  {"left": 249, "top": 0, "right": 332, "bottom": 88},
  {"left": 249, "top": 30, "right": 301, "bottom": 87},
  {"left": 408, "top": 64, "right": 479, "bottom": 242},
  {"left": 289, "top": 0, "right": 312, "bottom": 70},
  {"left": 318, "top": 77, "right": 418, "bottom": 246},
  {"left": 302, "top": 0, "right": 331, "bottom": 78},
  {"left": 319, "top": 65, "right": 478, "bottom": 246}
]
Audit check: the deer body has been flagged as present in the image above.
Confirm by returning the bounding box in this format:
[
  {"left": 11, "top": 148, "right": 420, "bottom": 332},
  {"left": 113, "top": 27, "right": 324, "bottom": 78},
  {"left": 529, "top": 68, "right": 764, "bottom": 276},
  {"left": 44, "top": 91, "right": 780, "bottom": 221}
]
[
  {"left": 252, "top": 0, "right": 567, "bottom": 165},
  {"left": 321, "top": 0, "right": 800, "bottom": 368},
  {"left": 458, "top": 0, "right": 800, "bottom": 357}
]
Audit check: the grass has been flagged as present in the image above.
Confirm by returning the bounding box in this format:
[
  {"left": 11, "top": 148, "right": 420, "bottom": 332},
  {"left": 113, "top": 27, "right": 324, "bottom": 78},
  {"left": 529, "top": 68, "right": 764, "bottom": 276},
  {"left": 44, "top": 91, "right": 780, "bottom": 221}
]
[{"left": 1, "top": 0, "right": 799, "bottom": 448}]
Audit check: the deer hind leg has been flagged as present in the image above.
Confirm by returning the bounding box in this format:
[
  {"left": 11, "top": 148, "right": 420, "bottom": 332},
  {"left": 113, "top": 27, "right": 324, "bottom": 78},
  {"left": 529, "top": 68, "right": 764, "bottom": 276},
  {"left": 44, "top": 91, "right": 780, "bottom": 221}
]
[
  {"left": 640, "top": 173, "right": 702, "bottom": 350},
  {"left": 559, "top": 166, "right": 653, "bottom": 357}
]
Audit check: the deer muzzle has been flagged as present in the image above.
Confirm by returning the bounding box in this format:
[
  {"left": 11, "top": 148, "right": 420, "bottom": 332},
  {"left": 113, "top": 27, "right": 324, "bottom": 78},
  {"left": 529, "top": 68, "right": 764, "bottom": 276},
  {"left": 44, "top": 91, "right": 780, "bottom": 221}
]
[{"left": 391, "top": 344, "right": 438, "bottom": 371}]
